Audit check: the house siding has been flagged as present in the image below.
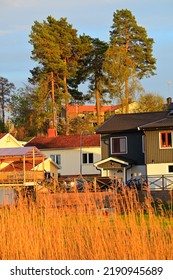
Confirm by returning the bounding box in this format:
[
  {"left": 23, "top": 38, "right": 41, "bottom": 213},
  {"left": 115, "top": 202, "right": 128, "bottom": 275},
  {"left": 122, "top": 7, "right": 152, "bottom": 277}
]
[
  {"left": 147, "top": 163, "right": 172, "bottom": 175},
  {"left": 35, "top": 159, "right": 58, "bottom": 179},
  {"left": 145, "top": 130, "right": 173, "bottom": 163},
  {"left": 40, "top": 147, "right": 101, "bottom": 177},
  {"left": 101, "top": 132, "right": 145, "bottom": 165},
  {"left": 0, "top": 134, "right": 22, "bottom": 148},
  {"left": 101, "top": 135, "right": 109, "bottom": 159}
]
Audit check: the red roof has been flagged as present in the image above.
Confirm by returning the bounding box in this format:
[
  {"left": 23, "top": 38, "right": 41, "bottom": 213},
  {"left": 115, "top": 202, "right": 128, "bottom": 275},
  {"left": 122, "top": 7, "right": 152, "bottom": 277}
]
[
  {"left": 0, "top": 133, "right": 7, "bottom": 139},
  {"left": 65, "top": 105, "right": 119, "bottom": 113},
  {"left": 25, "top": 134, "right": 100, "bottom": 149}
]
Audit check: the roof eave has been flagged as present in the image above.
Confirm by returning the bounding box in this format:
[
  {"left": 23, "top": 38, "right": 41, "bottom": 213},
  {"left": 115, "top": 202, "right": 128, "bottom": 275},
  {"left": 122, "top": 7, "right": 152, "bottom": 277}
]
[
  {"left": 97, "top": 128, "right": 139, "bottom": 134},
  {"left": 139, "top": 126, "right": 173, "bottom": 131}
]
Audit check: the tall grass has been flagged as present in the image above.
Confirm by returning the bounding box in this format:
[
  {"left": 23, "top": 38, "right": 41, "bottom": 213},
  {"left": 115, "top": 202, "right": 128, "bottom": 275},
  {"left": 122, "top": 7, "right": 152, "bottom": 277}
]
[{"left": 0, "top": 190, "right": 173, "bottom": 260}]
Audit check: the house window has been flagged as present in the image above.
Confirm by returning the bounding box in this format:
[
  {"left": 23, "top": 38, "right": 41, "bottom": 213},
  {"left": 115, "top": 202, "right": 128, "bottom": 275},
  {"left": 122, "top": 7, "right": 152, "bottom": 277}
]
[
  {"left": 160, "top": 132, "right": 172, "bottom": 148},
  {"left": 111, "top": 137, "right": 127, "bottom": 154},
  {"left": 82, "top": 153, "right": 93, "bottom": 164},
  {"left": 50, "top": 154, "right": 61, "bottom": 165},
  {"left": 168, "top": 165, "right": 173, "bottom": 172}
]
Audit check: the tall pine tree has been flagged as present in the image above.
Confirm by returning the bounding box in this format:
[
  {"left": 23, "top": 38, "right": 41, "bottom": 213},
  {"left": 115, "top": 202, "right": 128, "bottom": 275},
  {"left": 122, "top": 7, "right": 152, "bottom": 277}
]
[
  {"left": 108, "top": 9, "right": 156, "bottom": 112},
  {"left": 29, "top": 16, "right": 90, "bottom": 134},
  {"left": 81, "top": 37, "right": 108, "bottom": 125},
  {"left": 0, "top": 77, "right": 15, "bottom": 129}
]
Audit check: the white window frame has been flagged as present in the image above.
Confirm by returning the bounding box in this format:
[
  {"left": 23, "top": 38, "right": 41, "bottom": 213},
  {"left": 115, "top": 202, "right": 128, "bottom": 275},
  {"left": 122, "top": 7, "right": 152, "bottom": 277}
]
[
  {"left": 82, "top": 153, "right": 94, "bottom": 164},
  {"left": 159, "top": 131, "right": 173, "bottom": 149},
  {"left": 50, "top": 154, "right": 61, "bottom": 165},
  {"left": 168, "top": 165, "right": 173, "bottom": 173},
  {"left": 111, "top": 136, "right": 127, "bottom": 154}
]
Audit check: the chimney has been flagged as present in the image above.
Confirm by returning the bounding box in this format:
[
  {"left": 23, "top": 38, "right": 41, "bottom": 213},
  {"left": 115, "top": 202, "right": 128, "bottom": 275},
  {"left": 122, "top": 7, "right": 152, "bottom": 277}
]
[
  {"left": 47, "top": 128, "right": 57, "bottom": 137},
  {"left": 47, "top": 120, "right": 57, "bottom": 137}
]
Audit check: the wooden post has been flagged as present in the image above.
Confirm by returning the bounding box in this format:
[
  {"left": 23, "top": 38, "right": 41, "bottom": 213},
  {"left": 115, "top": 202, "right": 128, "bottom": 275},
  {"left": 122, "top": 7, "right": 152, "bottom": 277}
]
[
  {"left": 33, "top": 148, "right": 36, "bottom": 187},
  {"left": 42, "top": 155, "right": 44, "bottom": 175},
  {"left": 74, "top": 178, "right": 77, "bottom": 193},
  {"left": 23, "top": 155, "right": 26, "bottom": 185},
  {"left": 162, "top": 175, "right": 164, "bottom": 191},
  {"left": 94, "top": 177, "right": 97, "bottom": 192}
]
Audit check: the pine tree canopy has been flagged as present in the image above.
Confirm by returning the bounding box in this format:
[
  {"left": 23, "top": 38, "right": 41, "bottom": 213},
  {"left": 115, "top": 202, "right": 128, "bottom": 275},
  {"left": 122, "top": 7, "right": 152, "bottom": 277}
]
[{"left": 110, "top": 9, "right": 156, "bottom": 79}]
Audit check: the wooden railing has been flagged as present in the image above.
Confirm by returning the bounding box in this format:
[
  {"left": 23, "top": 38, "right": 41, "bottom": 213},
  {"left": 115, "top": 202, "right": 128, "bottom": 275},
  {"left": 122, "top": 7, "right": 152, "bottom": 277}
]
[
  {"left": 146, "top": 175, "right": 173, "bottom": 191},
  {"left": 128, "top": 175, "right": 173, "bottom": 191},
  {"left": 0, "top": 171, "right": 44, "bottom": 185}
]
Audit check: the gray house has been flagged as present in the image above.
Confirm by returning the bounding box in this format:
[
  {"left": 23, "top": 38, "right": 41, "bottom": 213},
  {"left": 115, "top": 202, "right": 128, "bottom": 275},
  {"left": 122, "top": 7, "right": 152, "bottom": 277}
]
[{"left": 94, "top": 108, "right": 173, "bottom": 188}]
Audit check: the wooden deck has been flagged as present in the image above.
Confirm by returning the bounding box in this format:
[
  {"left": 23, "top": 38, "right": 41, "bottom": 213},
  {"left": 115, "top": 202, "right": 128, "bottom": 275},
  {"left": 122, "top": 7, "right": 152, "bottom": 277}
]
[{"left": 0, "top": 171, "right": 44, "bottom": 187}]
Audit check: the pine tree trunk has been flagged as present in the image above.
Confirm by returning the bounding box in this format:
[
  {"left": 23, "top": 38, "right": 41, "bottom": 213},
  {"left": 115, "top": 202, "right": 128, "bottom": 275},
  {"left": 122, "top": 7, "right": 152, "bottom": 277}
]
[
  {"left": 95, "top": 88, "right": 101, "bottom": 126},
  {"left": 64, "top": 74, "right": 69, "bottom": 135},
  {"left": 125, "top": 78, "right": 129, "bottom": 113},
  {"left": 50, "top": 71, "right": 57, "bottom": 130}
]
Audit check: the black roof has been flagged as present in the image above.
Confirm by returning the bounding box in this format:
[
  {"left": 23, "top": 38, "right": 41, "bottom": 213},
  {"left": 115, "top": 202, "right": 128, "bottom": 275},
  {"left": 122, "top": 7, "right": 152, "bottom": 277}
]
[{"left": 96, "top": 111, "right": 173, "bottom": 134}]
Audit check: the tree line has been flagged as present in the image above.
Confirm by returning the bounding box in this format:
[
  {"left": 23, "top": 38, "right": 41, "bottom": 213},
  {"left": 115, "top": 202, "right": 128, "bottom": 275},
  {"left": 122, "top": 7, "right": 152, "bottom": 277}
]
[{"left": 0, "top": 9, "right": 165, "bottom": 139}]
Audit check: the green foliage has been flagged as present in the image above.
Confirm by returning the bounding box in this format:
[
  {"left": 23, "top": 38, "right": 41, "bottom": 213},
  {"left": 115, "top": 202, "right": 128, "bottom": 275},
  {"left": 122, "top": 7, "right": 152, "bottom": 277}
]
[
  {"left": 7, "top": 11, "right": 158, "bottom": 137},
  {"left": 110, "top": 9, "right": 156, "bottom": 79},
  {"left": 29, "top": 17, "right": 91, "bottom": 105},
  {"left": 104, "top": 9, "right": 156, "bottom": 111},
  {"left": 29, "top": 17, "right": 93, "bottom": 134},
  {"left": 136, "top": 92, "right": 165, "bottom": 112},
  {"left": 77, "top": 37, "right": 109, "bottom": 124},
  {"left": 69, "top": 115, "right": 96, "bottom": 135},
  {"left": 103, "top": 46, "right": 136, "bottom": 102},
  {"left": 87, "top": 38, "right": 108, "bottom": 97},
  {"left": 9, "top": 86, "right": 34, "bottom": 135},
  {"left": 0, "top": 119, "right": 5, "bottom": 132},
  {"left": 9, "top": 85, "right": 50, "bottom": 138},
  {"left": 68, "top": 34, "right": 92, "bottom": 100},
  {"left": 0, "top": 77, "right": 15, "bottom": 126}
]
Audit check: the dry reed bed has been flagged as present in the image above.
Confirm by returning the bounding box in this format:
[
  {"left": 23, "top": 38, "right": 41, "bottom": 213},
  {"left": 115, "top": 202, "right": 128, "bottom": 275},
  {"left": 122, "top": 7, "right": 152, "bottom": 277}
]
[{"left": 0, "top": 190, "right": 173, "bottom": 260}]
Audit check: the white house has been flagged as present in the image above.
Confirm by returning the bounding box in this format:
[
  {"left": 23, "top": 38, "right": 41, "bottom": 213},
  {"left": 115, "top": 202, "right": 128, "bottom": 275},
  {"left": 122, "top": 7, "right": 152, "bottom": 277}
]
[
  {"left": 0, "top": 133, "right": 23, "bottom": 148},
  {"left": 25, "top": 133, "right": 101, "bottom": 178}
]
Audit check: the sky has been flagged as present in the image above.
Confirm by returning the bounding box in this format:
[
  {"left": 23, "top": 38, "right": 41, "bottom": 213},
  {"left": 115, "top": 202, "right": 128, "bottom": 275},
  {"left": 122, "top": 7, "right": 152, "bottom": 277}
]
[{"left": 0, "top": 0, "right": 173, "bottom": 101}]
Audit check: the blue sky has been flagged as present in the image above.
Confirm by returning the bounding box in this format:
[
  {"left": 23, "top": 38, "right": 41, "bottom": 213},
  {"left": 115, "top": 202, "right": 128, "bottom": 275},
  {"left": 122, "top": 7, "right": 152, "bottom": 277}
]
[{"left": 0, "top": 0, "right": 173, "bottom": 101}]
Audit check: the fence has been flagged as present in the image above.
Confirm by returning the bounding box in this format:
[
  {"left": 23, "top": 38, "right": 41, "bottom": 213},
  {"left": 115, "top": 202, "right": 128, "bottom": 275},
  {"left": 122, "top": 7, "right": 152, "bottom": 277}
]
[
  {"left": 132, "top": 175, "right": 173, "bottom": 191},
  {"left": 146, "top": 175, "right": 173, "bottom": 191},
  {"left": 0, "top": 171, "right": 44, "bottom": 186},
  {"left": 59, "top": 175, "right": 173, "bottom": 193}
]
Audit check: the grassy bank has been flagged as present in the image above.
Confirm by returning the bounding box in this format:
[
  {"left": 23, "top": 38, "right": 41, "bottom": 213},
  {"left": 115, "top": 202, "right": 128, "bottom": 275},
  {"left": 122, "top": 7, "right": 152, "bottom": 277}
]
[{"left": 0, "top": 191, "right": 173, "bottom": 260}]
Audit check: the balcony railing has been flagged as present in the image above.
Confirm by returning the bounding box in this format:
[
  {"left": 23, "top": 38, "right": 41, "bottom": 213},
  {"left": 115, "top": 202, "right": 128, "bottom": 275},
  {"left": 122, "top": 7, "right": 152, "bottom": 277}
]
[{"left": 0, "top": 171, "right": 44, "bottom": 186}]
